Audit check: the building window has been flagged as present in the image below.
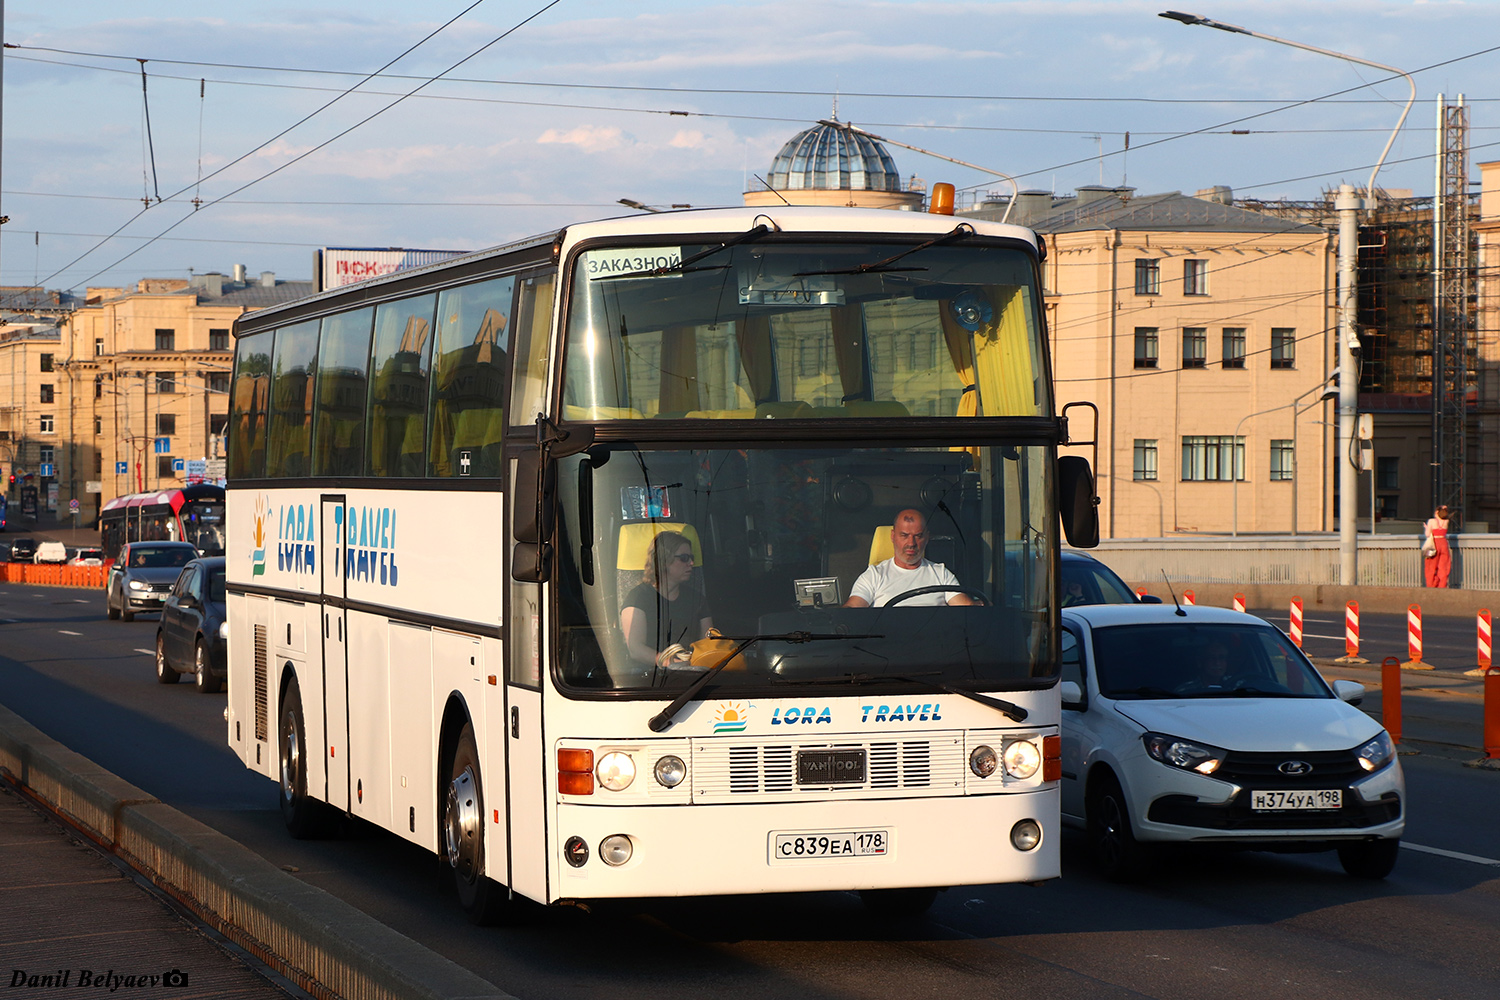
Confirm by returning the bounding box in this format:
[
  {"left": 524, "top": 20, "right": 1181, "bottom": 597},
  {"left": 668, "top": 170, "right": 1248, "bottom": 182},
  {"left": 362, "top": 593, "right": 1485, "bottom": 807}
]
[
  {"left": 1377, "top": 456, "right": 1399, "bottom": 491},
  {"left": 39, "top": 353, "right": 53, "bottom": 372},
  {"left": 155, "top": 329, "right": 175, "bottom": 351},
  {"left": 209, "top": 413, "right": 229, "bottom": 436},
  {"left": 209, "top": 329, "right": 230, "bottom": 351},
  {"left": 39, "top": 383, "right": 54, "bottom": 403},
  {"left": 1184, "top": 259, "right": 1208, "bottom": 295},
  {"left": 94, "top": 452, "right": 103, "bottom": 474},
  {"left": 39, "top": 414, "right": 55, "bottom": 434},
  {"left": 1134, "top": 327, "right": 1159, "bottom": 369},
  {"left": 157, "top": 455, "right": 176, "bottom": 479},
  {"left": 94, "top": 375, "right": 103, "bottom": 399},
  {"left": 1181, "top": 435, "right": 1244, "bottom": 481},
  {"left": 39, "top": 446, "right": 54, "bottom": 466},
  {"left": 208, "top": 372, "right": 229, "bottom": 394},
  {"left": 1221, "top": 328, "right": 1246, "bottom": 369},
  {"left": 1271, "top": 328, "right": 1296, "bottom": 369},
  {"left": 1270, "top": 439, "right": 1294, "bottom": 480},
  {"left": 95, "top": 337, "right": 104, "bottom": 356},
  {"left": 94, "top": 415, "right": 102, "bottom": 435},
  {"left": 1134, "top": 259, "right": 1160, "bottom": 295},
  {"left": 156, "top": 414, "right": 176, "bottom": 436},
  {"left": 1182, "top": 328, "right": 1206, "bottom": 369},
  {"left": 155, "top": 372, "right": 177, "bottom": 393},
  {"left": 1133, "top": 440, "right": 1158, "bottom": 481}
]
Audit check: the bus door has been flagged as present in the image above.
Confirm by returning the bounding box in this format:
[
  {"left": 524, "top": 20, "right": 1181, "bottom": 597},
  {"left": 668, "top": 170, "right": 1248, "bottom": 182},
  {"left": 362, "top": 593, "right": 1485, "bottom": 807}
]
[
  {"left": 505, "top": 574, "right": 547, "bottom": 900},
  {"left": 320, "top": 496, "right": 350, "bottom": 812}
]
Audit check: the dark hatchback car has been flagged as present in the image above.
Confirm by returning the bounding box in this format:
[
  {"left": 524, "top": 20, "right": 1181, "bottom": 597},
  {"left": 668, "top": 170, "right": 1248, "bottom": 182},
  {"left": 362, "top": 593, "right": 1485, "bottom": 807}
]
[
  {"left": 106, "top": 541, "right": 199, "bottom": 621},
  {"left": 8, "top": 537, "right": 37, "bottom": 562},
  {"left": 155, "top": 557, "right": 226, "bottom": 693},
  {"left": 1061, "top": 551, "right": 1161, "bottom": 607}
]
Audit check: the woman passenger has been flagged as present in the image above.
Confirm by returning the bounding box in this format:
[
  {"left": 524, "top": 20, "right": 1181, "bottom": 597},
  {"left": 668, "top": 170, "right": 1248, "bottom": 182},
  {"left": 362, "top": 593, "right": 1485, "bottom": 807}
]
[{"left": 621, "top": 530, "right": 713, "bottom": 671}]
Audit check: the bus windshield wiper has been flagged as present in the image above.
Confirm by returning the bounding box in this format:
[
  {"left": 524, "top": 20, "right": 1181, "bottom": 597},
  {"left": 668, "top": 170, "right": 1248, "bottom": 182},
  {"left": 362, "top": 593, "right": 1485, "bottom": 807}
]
[
  {"left": 771, "top": 670, "right": 1027, "bottom": 722},
  {"left": 647, "top": 630, "right": 882, "bottom": 733},
  {"left": 594, "top": 223, "right": 772, "bottom": 281},
  {"left": 793, "top": 222, "right": 974, "bottom": 276}
]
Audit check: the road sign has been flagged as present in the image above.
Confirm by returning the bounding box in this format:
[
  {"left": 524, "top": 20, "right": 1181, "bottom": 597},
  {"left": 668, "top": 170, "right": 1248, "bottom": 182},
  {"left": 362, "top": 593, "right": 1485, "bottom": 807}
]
[
  {"left": 205, "top": 458, "right": 227, "bottom": 478},
  {"left": 39, "top": 463, "right": 54, "bottom": 477},
  {"left": 85, "top": 480, "right": 102, "bottom": 493},
  {"left": 172, "top": 458, "right": 185, "bottom": 473},
  {"left": 185, "top": 459, "right": 208, "bottom": 478},
  {"left": 115, "top": 461, "right": 128, "bottom": 474},
  {"left": 154, "top": 437, "right": 171, "bottom": 454},
  {"left": 69, "top": 498, "right": 80, "bottom": 513}
]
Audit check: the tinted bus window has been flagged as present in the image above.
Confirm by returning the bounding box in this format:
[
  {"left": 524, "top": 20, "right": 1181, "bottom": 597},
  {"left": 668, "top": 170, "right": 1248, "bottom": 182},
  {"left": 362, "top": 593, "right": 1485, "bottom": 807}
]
[
  {"left": 228, "top": 330, "right": 273, "bottom": 479},
  {"left": 313, "top": 307, "right": 373, "bottom": 477},
  {"left": 369, "top": 294, "right": 436, "bottom": 477},
  {"left": 267, "top": 319, "right": 320, "bottom": 477},
  {"left": 430, "top": 277, "right": 514, "bottom": 477}
]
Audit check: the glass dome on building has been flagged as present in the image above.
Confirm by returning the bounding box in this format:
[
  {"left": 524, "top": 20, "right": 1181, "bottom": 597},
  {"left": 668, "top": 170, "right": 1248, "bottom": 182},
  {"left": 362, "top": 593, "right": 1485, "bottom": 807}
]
[{"left": 766, "top": 121, "right": 903, "bottom": 193}]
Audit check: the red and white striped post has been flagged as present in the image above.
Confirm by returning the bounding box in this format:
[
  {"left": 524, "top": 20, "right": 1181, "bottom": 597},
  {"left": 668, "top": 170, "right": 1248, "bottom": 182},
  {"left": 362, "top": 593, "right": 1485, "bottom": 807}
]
[
  {"left": 1345, "top": 601, "right": 1360, "bottom": 659},
  {"left": 1233, "top": 593, "right": 1246, "bottom": 614},
  {"left": 1136, "top": 587, "right": 1148, "bottom": 599},
  {"left": 1407, "top": 604, "right": 1423, "bottom": 664},
  {"left": 1289, "top": 597, "right": 1304, "bottom": 648},
  {"left": 1183, "top": 589, "right": 1195, "bottom": 606},
  {"left": 1480, "top": 610, "right": 1492, "bottom": 673}
]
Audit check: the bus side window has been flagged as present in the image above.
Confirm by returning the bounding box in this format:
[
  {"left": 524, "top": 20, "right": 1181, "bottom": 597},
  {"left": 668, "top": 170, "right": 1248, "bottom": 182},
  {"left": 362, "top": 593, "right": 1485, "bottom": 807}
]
[
  {"left": 228, "top": 330, "right": 273, "bottom": 479},
  {"left": 266, "top": 319, "right": 320, "bottom": 478},
  {"left": 510, "top": 272, "right": 556, "bottom": 429},
  {"left": 313, "top": 308, "right": 373, "bottom": 477},
  {"left": 430, "top": 276, "right": 514, "bottom": 477},
  {"left": 369, "top": 294, "right": 437, "bottom": 477}
]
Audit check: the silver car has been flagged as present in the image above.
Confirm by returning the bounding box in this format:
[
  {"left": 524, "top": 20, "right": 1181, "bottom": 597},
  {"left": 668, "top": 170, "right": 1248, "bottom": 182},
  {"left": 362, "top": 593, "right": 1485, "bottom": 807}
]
[{"left": 106, "top": 541, "right": 199, "bottom": 622}]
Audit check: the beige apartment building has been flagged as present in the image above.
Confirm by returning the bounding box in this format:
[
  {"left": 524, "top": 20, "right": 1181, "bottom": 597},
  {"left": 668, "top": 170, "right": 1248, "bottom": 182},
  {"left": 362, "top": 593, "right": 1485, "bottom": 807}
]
[
  {"left": 0, "top": 269, "right": 310, "bottom": 525},
  {"left": 987, "top": 188, "right": 1335, "bottom": 538}
]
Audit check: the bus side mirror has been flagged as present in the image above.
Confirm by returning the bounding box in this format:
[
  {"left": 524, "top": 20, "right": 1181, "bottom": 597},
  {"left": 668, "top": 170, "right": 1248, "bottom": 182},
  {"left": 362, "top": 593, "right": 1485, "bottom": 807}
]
[
  {"left": 1058, "top": 455, "right": 1099, "bottom": 548},
  {"left": 512, "top": 450, "right": 557, "bottom": 583}
]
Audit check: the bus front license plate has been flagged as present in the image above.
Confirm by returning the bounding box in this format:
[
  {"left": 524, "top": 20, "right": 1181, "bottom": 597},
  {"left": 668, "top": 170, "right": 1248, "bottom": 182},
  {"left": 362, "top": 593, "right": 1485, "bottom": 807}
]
[
  {"left": 1251, "top": 789, "right": 1342, "bottom": 811},
  {"left": 772, "top": 830, "right": 889, "bottom": 862}
]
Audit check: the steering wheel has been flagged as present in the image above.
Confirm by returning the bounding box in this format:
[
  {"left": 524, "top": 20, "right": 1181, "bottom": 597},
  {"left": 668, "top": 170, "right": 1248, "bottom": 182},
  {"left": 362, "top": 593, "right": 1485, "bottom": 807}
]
[{"left": 882, "top": 585, "right": 988, "bottom": 607}]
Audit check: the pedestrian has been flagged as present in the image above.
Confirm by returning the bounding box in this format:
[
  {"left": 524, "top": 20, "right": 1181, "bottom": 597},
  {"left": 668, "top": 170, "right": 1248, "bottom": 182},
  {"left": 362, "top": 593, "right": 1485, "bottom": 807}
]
[{"left": 1423, "top": 505, "right": 1452, "bottom": 588}]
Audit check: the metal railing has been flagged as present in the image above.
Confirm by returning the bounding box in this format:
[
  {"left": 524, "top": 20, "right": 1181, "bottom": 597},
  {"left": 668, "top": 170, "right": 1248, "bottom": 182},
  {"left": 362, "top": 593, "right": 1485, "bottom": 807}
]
[{"left": 1084, "top": 534, "right": 1500, "bottom": 592}]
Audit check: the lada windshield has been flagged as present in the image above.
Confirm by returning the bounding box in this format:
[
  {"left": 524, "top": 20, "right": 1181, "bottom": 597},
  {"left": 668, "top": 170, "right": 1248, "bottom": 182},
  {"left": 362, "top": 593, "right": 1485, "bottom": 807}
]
[
  {"left": 563, "top": 240, "right": 1048, "bottom": 420},
  {"left": 554, "top": 444, "right": 1056, "bottom": 695},
  {"left": 1091, "top": 622, "right": 1333, "bottom": 699}
]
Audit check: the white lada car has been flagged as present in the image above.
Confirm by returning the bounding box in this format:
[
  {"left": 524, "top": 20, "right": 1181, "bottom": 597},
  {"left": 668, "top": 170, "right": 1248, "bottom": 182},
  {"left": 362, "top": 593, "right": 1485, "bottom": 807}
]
[{"left": 1058, "top": 603, "right": 1403, "bottom": 881}]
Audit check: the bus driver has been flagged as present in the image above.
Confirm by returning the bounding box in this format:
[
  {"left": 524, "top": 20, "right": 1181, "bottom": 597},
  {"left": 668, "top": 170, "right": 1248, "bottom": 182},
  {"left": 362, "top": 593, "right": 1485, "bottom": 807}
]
[{"left": 843, "top": 509, "right": 975, "bottom": 608}]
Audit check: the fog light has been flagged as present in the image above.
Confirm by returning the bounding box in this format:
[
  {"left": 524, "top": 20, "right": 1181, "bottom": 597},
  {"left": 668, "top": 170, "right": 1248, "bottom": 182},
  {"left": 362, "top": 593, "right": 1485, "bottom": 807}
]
[
  {"left": 563, "top": 835, "right": 589, "bottom": 867},
  {"left": 1003, "top": 739, "right": 1041, "bottom": 779},
  {"left": 596, "top": 751, "right": 636, "bottom": 791},
  {"left": 969, "top": 745, "right": 998, "bottom": 778},
  {"left": 599, "top": 834, "right": 633, "bottom": 866},
  {"left": 1010, "top": 819, "right": 1042, "bottom": 852},
  {"left": 654, "top": 755, "right": 686, "bottom": 788}
]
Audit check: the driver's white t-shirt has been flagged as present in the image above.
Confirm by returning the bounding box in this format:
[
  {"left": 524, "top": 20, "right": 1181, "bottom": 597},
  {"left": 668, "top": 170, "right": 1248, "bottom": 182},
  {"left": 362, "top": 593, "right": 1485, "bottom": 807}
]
[{"left": 849, "top": 558, "right": 960, "bottom": 607}]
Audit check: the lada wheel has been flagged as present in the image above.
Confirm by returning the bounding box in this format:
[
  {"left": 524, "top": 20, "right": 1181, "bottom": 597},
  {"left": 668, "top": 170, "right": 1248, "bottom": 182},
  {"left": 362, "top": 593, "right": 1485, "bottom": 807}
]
[
  {"left": 1338, "top": 838, "right": 1400, "bottom": 879},
  {"left": 445, "top": 723, "right": 507, "bottom": 924},
  {"left": 1088, "top": 773, "right": 1152, "bottom": 881},
  {"left": 155, "top": 633, "right": 180, "bottom": 684},
  {"left": 194, "top": 639, "right": 222, "bottom": 694}
]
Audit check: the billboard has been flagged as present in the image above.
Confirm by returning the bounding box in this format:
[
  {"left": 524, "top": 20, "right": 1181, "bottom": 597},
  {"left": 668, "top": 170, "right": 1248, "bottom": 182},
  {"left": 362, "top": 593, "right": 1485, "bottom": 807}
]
[{"left": 316, "top": 247, "right": 469, "bottom": 292}]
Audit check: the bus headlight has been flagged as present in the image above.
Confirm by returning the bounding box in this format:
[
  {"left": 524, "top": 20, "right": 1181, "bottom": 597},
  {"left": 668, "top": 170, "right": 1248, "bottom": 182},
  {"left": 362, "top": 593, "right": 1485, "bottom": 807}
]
[
  {"left": 1002, "top": 740, "right": 1041, "bottom": 779},
  {"left": 1011, "top": 819, "right": 1042, "bottom": 852},
  {"left": 596, "top": 751, "right": 636, "bottom": 791},
  {"left": 654, "top": 755, "right": 686, "bottom": 788},
  {"left": 599, "top": 834, "right": 633, "bottom": 866},
  {"left": 969, "top": 745, "right": 998, "bottom": 778}
]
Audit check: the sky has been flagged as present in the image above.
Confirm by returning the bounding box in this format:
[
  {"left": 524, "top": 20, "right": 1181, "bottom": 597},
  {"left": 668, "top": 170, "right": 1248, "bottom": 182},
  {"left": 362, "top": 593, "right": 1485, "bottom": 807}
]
[{"left": 3, "top": 0, "right": 1500, "bottom": 290}]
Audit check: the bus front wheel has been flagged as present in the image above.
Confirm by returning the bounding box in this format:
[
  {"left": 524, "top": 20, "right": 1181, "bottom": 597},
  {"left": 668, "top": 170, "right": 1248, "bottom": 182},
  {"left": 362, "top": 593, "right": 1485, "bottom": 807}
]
[{"left": 445, "top": 724, "right": 508, "bottom": 925}]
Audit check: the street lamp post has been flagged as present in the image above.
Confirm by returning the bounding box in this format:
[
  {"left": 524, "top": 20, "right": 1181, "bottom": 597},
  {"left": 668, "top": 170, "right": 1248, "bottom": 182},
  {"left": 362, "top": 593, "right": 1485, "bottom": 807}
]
[{"left": 1161, "top": 11, "right": 1415, "bottom": 585}]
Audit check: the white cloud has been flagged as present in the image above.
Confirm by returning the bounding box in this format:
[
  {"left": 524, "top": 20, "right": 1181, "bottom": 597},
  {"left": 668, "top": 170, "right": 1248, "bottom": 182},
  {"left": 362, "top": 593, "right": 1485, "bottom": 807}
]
[{"left": 537, "top": 125, "right": 629, "bottom": 154}]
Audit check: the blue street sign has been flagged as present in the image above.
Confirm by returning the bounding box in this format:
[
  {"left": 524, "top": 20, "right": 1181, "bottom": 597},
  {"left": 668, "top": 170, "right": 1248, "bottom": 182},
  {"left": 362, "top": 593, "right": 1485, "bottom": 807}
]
[
  {"left": 154, "top": 437, "right": 171, "bottom": 454},
  {"left": 115, "top": 461, "right": 128, "bottom": 474},
  {"left": 172, "top": 458, "right": 185, "bottom": 473},
  {"left": 39, "top": 463, "right": 54, "bottom": 477}
]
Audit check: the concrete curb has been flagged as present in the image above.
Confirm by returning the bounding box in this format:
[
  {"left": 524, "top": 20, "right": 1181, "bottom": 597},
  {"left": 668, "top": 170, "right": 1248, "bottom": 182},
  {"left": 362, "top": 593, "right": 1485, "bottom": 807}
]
[{"left": 0, "top": 702, "right": 513, "bottom": 1000}]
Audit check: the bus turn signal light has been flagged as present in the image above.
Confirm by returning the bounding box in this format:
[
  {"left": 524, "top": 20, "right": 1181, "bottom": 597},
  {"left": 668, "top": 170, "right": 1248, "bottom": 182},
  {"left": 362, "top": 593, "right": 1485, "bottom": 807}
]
[
  {"left": 558, "top": 748, "right": 594, "bottom": 772},
  {"left": 1043, "top": 734, "right": 1061, "bottom": 782},
  {"left": 558, "top": 771, "right": 594, "bottom": 796}
]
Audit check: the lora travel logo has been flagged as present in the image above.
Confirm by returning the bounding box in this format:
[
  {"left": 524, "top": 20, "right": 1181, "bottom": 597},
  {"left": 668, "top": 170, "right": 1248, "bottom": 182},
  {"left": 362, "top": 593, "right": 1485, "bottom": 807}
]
[
  {"left": 251, "top": 495, "right": 268, "bottom": 576},
  {"left": 712, "top": 701, "right": 749, "bottom": 733}
]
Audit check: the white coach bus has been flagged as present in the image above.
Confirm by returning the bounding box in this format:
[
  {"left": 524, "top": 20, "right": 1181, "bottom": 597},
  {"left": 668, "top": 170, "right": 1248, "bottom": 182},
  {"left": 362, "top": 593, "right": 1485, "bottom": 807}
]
[{"left": 224, "top": 204, "right": 1099, "bottom": 921}]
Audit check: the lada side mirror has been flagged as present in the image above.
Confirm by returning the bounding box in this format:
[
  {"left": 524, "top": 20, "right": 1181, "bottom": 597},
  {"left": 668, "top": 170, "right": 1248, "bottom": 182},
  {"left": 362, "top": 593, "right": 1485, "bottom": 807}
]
[
  {"left": 1059, "top": 679, "right": 1085, "bottom": 709},
  {"left": 1331, "top": 679, "right": 1365, "bottom": 706}
]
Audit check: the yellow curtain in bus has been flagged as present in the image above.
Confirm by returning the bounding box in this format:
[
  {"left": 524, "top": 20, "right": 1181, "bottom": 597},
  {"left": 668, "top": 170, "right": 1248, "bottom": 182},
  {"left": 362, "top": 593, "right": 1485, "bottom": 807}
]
[
  {"left": 735, "top": 316, "right": 775, "bottom": 403},
  {"left": 659, "top": 325, "right": 700, "bottom": 413},
  {"left": 829, "top": 305, "right": 868, "bottom": 402},
  {"left": 939, "top": 307, "right": 978, "bottom": 418},
  {"left": 939, "top": 286, "right": 1036, "bottom": 417}
]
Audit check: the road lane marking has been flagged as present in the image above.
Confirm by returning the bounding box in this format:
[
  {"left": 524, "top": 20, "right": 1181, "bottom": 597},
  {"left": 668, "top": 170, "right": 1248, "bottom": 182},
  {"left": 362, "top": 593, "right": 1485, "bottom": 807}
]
[
  {"left": 1304, "top": 633, "right": 1346, "bottom": 640},
  {"left": 58, "top": 630, "right": 81, "bottom": 636},
  {"left": 73, "top": 599, "right": 89, "bottom": 604},
  {"left": 1404, "top": 842, "right": 1500, "bottom": 867},
  {"left": 134, "top": 648, "right": 155, "bottom": 656}
]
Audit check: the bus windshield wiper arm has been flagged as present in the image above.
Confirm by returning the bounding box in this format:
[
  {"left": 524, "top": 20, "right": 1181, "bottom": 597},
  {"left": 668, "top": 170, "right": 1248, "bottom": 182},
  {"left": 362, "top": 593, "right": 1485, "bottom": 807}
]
[
  {"left": 594, "top": 223, "right": 772, "bottom": 281},
  {"left": 647, "top": 630, "right": 883, "bottom": 733},
  {"left": 793, "top": 222, "right": 974, "bottom": 276},
  {"left": 771, "top": 670, "right": 1027, "bottom": 722}
]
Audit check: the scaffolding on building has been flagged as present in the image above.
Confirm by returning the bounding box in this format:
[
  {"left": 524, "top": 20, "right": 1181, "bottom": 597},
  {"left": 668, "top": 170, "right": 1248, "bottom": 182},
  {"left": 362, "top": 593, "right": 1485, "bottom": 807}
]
[{"left": 1434, "top": 96, "right": 1473, "bottom": 524}]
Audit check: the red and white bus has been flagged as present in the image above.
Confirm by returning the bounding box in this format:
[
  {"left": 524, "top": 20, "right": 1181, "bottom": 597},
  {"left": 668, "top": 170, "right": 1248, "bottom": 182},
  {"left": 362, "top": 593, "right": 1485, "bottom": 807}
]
[{"left": 100, "top": 484, "right": 226, "bottom": 562}]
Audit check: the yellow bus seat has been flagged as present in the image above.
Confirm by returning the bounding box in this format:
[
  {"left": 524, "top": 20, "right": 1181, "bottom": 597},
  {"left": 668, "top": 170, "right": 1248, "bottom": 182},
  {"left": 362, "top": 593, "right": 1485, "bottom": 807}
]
[{"left": 868, "top": 526, "right": 894, "bottom": 565}]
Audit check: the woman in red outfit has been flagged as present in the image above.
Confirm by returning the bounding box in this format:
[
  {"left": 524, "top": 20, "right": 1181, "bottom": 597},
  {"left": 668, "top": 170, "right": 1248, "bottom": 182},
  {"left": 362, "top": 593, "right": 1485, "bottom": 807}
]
[{"left": 1423, "top": 505, "right": 1452, "bottom": 588}]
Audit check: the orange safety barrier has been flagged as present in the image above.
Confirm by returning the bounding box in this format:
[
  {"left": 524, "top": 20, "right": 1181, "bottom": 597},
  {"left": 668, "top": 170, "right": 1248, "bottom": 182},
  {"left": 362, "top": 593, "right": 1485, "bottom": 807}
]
[
  {"left": 1381, "top": 655, "right": 1403, "bottom": 746},
  {"left": 0, "top": 562, "right": 107, "bottom": 588},
  {"left": 1486, "top": 671, "right": 1500, "bottom": 761}
]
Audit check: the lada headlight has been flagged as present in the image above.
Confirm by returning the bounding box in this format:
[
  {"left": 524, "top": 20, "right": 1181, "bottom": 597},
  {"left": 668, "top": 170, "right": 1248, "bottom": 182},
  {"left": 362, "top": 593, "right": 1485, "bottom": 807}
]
[
  {"left": 1355, "top": 732, "right": 1396, "bottom": 772},
  {"left": 1143, "top": 732, "right": 1225, "bottom": 775}
]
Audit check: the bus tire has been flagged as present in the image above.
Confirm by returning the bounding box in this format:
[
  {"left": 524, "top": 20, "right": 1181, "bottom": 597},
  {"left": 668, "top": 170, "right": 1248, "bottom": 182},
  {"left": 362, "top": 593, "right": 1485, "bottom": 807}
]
[
  {"left": 155, "top": 632, "right": 180, "bottom": 684},
  {"left": 278, "top": 677, "right": 331, "bottom": 838},
  {"left": 445, "top": 723, "right": 507, "bottom": 925},
  {"left": 859, "top": 886, "right": 939, "bottom": 919}
]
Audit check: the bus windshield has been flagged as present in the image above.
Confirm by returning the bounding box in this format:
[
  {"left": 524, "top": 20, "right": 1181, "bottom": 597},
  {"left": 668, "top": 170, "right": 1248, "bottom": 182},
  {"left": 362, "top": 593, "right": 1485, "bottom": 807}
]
[
  {"left": 555, "top": 444, "right": 1055, "bottom": 695},
  {"left": 563, "top": 240, "right": 1048, "bottom": 420}
]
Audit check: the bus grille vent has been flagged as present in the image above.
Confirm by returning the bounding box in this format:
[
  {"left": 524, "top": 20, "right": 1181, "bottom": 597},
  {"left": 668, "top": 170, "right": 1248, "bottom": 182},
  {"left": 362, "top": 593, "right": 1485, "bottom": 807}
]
[
  {"left": 763, "top": 747, "right": 794, "bottom": 791},
  {"left": 693, "top": 734, "right": 962, "bottom": 802},
  {"left": 729, "top": 746, "right": 760, "bottom": 793},
  {"left": 902, "top": 742, "right": 931, "bottom": 787},
  {"left": 869, "top": 743, "right": 900, "bottom": 788},
  {"left": 254, "top": 624, "right": 268, "bottom": 742}
]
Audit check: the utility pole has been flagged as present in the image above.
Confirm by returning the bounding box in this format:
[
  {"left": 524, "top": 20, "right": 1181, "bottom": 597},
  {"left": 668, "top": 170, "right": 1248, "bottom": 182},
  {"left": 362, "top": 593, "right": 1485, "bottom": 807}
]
[{"left": 1336, "top": 184, "right": 1360, "bottom": 584}]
